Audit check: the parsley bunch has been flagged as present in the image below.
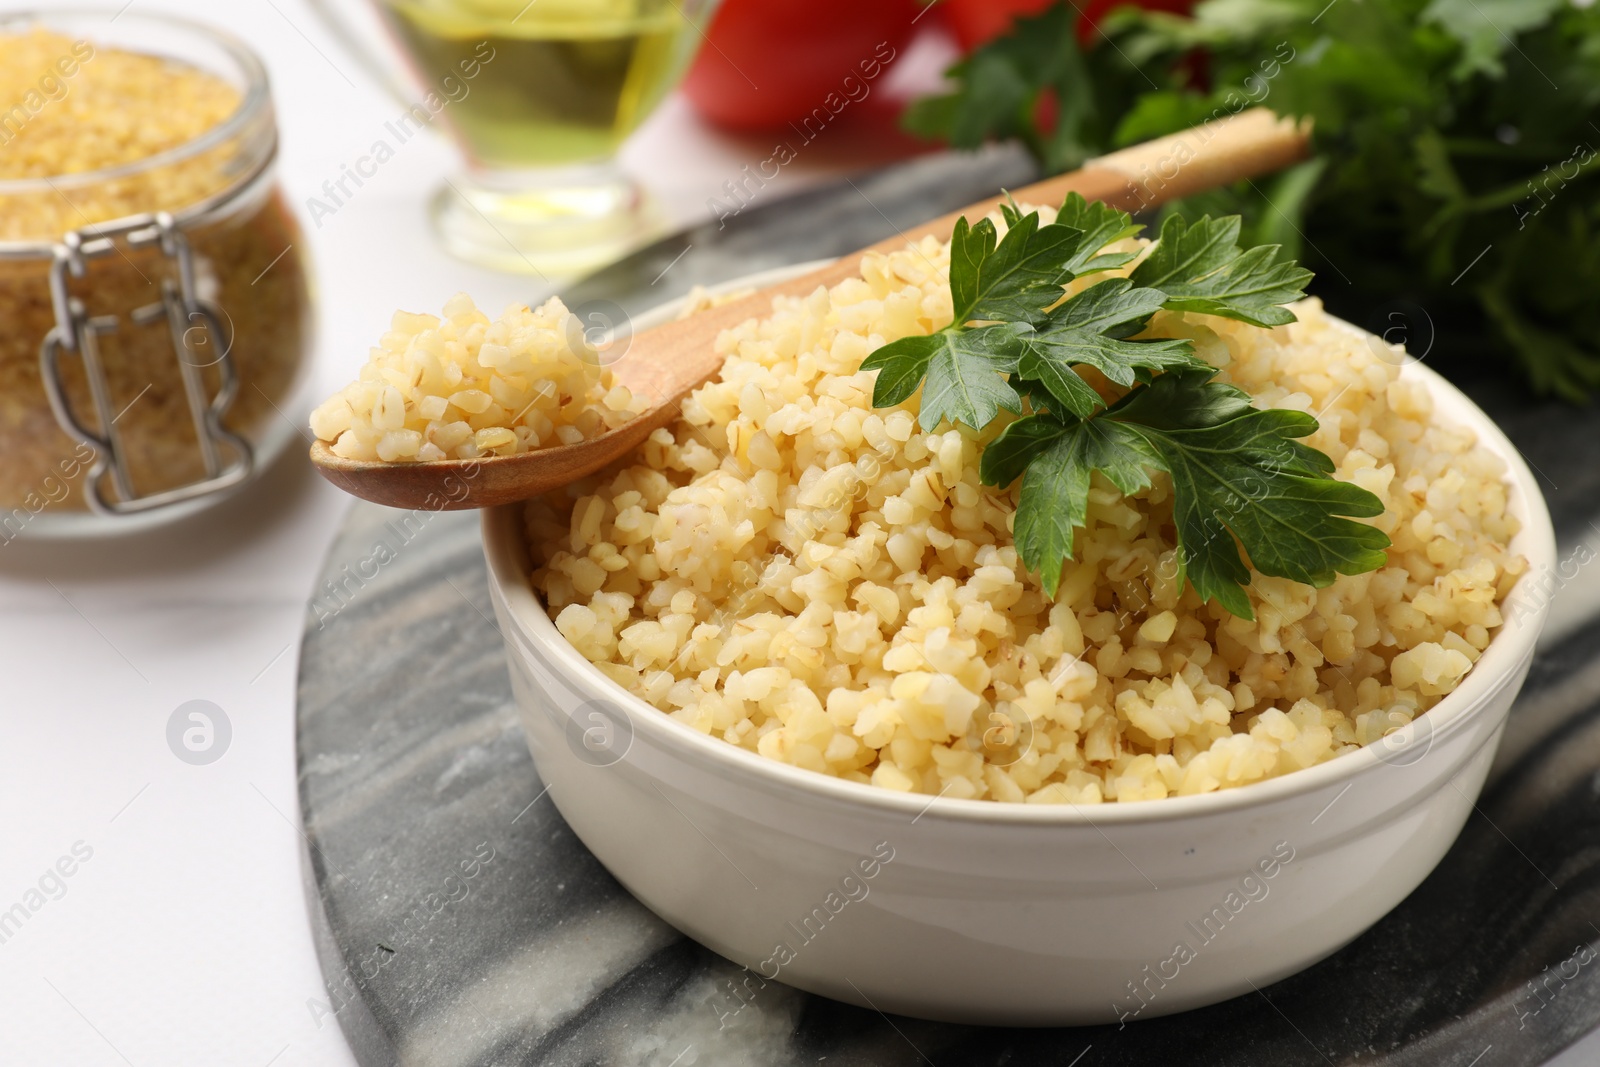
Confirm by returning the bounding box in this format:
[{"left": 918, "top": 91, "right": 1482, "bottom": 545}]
[
  {"left": 904, "top": 0, "right": 1600, "bottom": 401},
  {"left": 861, "top": 195, "right": 1390, "bottom": 619}
]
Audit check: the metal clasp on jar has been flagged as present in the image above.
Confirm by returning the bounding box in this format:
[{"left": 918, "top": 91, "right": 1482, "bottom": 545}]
[{"left": 38, "top": 210, "right": 253, "bottom": 516}]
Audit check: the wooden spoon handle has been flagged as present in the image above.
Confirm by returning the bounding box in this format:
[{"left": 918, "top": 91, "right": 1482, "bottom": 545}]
[
  {"left": 613, "top": 107, "right": 1310, "bottom": 407},
  {"left": 863, "top": 106, "right": 1309, "bottom": 260}
]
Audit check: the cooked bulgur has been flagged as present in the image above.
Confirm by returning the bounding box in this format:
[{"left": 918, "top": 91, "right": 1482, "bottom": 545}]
[
  {"left": 311, "top": 293, "right": 648, "bottom": 463},
  {"left": 526, "top": 207, "right": 1525, "bottom": 803}
]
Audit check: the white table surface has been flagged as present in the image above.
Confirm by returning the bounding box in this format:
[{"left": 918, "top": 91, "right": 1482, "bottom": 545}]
[
  {"left": 0, "top": 2, "right": 957, "bottom": 1063},
  {"left": 5, "top": 4, "right": 1599, "bottom": 1065}
]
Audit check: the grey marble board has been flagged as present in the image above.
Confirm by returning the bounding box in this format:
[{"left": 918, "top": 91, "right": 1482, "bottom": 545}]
[
  {"left": 297, "top": 150, "right": 1600, "bottom": 1066},
  {"left": 299, "top": 485, "right": 1600, "bottom": 1067}
]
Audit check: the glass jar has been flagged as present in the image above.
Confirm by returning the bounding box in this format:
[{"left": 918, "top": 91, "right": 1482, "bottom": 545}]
[{"left": 0, "top": 10, "right": 314, "bottom": 537}]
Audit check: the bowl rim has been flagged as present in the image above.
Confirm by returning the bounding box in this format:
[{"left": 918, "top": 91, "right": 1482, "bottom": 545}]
[{"left": 483, "top": 261, "right": 1557, "bottom": 827}]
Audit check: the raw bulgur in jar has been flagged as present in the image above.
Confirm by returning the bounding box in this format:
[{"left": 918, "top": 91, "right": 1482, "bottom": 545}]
[{"left": 0, "top": 14, "right": 312, "bottom": 532}]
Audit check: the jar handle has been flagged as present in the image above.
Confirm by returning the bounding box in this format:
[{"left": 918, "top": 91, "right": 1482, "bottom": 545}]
[
  {"left": 39, "top": 323, "right": 112, "bottom": 459},
  {"left": 38, "top": 217, "right": 256, "bottom": 516}
]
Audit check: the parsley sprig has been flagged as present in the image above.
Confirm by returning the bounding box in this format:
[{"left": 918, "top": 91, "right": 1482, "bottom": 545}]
[{"left": 859, "top": 196, "right": 1390, "bottom": 619}]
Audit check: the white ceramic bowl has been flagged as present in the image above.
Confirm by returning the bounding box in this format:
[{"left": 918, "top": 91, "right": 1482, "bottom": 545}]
[{"left": 483, "top": 266, "right": 1555, "bottom": 1026}]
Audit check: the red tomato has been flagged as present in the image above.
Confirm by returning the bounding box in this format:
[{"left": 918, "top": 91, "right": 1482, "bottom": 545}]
[
  {"left": 682, "top": 0, "right": 925, "bottom": 132},
  {"left": 941, "top": 0, "right": 1194, "bottom": 51}
]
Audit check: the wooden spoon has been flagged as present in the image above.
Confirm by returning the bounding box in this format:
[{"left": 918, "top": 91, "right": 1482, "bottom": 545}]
[{"left": 310, "top": 108, "right": 1309, "bottom": 511}]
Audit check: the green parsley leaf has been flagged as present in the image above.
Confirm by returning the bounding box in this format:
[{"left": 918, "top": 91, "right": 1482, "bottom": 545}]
[
  {"left": 1008, "top": 416, "right": 1159, "bottom": 600},
  {"left": 1131, "top": 214, "right": 1313, "bottom": 328},
  {"left": 978, "top": 411, "right": 1070, "bottom": 489},
  {"left": 952, "top": 213, "right": 1084, "bottom": 325},
  {"left": 1421, "top": 0, "right": 1565, "bottom": 80},
  {"left": 984, "top": 371, "right": 1390, "bottom": 616},
  {"left": 1016, "top": 278, "right": 1211, "bottom": 417},
  {"left": 1110, "top": 373, "right": 1390, "bottom": 617},
  {"left": 1052, "top": 193, "right": 1145, "bottom": 275},
  {"left": 901, "top": 3, "right": 1152, "bottom": 174},
  {"left": 861, "top": 323, "right": 1031, "bottom": 431},
  {"left": 919, "top": 323, "right": 1030, "bottom": 431},
  {"left": 861, "top": 334, "right": 939, "bottom": 409}
]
